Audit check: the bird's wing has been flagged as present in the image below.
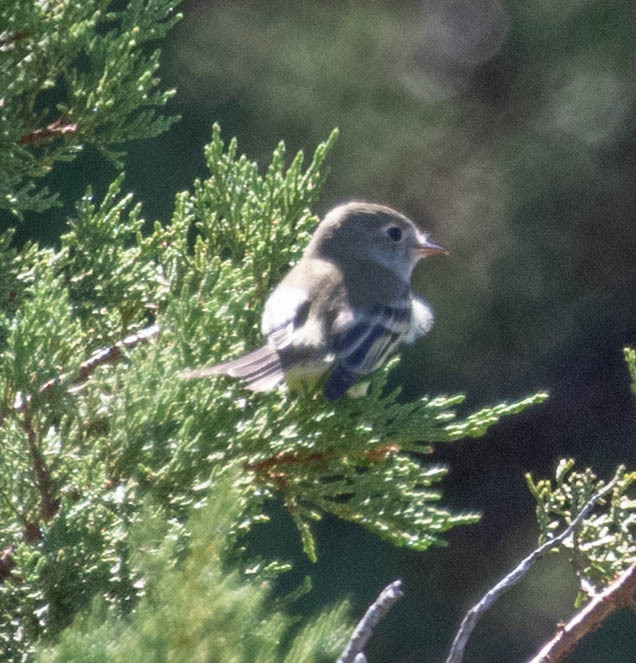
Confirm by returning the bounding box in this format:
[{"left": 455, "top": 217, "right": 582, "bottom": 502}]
[
  {"left": 323, "top": 302, "right": 413, "bottom": 400},
  {"left": 261, "top": 286, "right": 309, "bottom": 338},
  {"left": 181, "top": 284, "right": 320, "bottom": 393},
  {"left": 187, "top": 286, "right": 314, "bottom": 392},
  {"left": 262, "top": 284, "right": 330, "bottom": 364}
]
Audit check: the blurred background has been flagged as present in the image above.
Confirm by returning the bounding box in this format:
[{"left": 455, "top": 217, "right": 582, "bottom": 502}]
[{"left": 4, "top": 0, "right": 636, "bottom": 660}]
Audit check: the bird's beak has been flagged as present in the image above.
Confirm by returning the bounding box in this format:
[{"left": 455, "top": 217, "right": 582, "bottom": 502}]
[{"left": 414, "top": 235, "right": 449, "bottom": 256}]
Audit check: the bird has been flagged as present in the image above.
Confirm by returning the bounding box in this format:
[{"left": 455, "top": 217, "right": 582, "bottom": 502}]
[{"left": 180, "top": 201, "right": 447, "bottom": 400}]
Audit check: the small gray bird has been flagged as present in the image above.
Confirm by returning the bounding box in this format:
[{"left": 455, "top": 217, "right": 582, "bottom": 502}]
[{"left": 180, "top": 202, "right": 447, "bottom": 400}]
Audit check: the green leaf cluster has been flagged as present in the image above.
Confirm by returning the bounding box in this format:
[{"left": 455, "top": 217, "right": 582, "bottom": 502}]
[
  {"left": 35, "top": 471, "right": 352, "bottom": 663},
  {"left": 526, "top": 350, "right": 636, "bottom": 605},
  {"left": 0, "top": 123, "right": 546, "bottom": 658},
  {"left": 527, "top": 460, "right": 635, "bottom": 606},
  {"left": 0, "top": 0, "right": 181, "bottom": 217}
]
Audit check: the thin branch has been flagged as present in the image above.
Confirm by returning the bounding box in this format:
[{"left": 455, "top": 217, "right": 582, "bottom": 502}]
[
  {"left": 0, "top": 30, "right": 30, "bottom": 48},
  {"left": 445, "top": 478, "right": 619, "bottom": 663},
  {"left": 336, "top": 580, "right": 404, "bottom": 663},
  {"left": 19, "top": 119, "right": 78, "bottom": 145},
  {"left": 11, "top": 323, "right": 161, "bottom": 411},
  {"left": 527, "top": 564, "right": 636, "bottom": 663},
  {"left": 22, "top": 408, "right": 59, "bottom": 520},
  {"left": 70, "top": 323, "right": 161, "bottom": 389},
  {"left": 2, "top": 324, "right": 160, "bottom": 522},
  {"left": 0, "top": 546, "right": 15, "bottom": 583}
]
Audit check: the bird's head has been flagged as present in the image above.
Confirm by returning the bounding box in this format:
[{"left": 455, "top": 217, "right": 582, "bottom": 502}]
[{"left": 309, "top": 202, "right": 447, "bottom": 280}]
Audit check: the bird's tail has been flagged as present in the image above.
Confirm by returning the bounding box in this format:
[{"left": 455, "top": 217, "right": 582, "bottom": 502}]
[{"left": 179, "top": 344, "right": 285, "bottom": 393}]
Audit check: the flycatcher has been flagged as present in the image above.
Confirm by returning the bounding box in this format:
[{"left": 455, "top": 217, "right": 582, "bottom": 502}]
[{"left": 180, "top": 202, "right": 447, "bottom": 400}]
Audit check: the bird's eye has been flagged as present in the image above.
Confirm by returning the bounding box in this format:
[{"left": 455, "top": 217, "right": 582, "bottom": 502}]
[{"left": 386, "top": 226, "right": 402, "bottom": 242}]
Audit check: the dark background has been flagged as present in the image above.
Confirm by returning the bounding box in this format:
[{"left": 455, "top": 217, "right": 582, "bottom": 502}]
[{"left": 4, "top": 1, "right": 635, "bottom": 660}]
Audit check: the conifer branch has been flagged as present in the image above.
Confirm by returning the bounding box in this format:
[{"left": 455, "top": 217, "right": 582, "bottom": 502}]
[
  {"left": 19, "top": 119, "right": 78, "bottom": 145},
  {"left": 9, "top": 323, "right": 161, "bottom": 413},
  {"left": 527, "top": 564, "right": 636, "bottom": 663},
  {"left": 69, "top": 323, "right": 161, "bottom": 389},
  {"left": 0, "top": 30, "right": 30, "bottom": 47},
  {"left": 10, "top": 393, "right": 59, "bottom": 521},
  {"left": 21, "top": 406, "right": 59, "bottom": 521},
  {"left": 3, "top": 325, "right": 160, "bottom": 523},
  {"left": 336, "top": 580, "right": 404, "bottom": 663},
  {"left": 0, "top": 545, "right": 15, "bottom": 583},
  {"left": 444, "top": 477, "right": 619, "bottom": 663}
]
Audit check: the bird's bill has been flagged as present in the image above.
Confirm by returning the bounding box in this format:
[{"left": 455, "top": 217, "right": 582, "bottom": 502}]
[{"left": 414, "top": 236, "right": 448, "bottom": 256}]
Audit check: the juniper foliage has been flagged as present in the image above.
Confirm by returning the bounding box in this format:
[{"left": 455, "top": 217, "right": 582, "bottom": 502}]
[
  {"left": 0, "top": 0, "right": 181, "bottom": 217},
  {"left": 0, "top": 2, "right": 553, "bottom": 659},
  {"left": 526, "top": 352, "right": 635, "bottom": 608},
  {"left": 528, "top": 461, "right": 634, "bottom": 606},
  {"left": 35, "top": 471, "right": 353, "bottom": 663},
  {"left": 0, "top": 123, "right": 547, "bottom": 659}
]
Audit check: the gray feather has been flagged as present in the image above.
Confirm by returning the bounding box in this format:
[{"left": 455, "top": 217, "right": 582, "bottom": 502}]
[{"left": 179, "top": 343, "right": 285, "bottom": 392}]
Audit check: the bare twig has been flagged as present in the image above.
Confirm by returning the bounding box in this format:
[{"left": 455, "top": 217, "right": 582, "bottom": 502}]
[
  {"left": 527, "top": 564, "right": 636, "bottom": 663},
  {"left": 445, "top": 478, "right": 619, "bottom": 663},
  {"left": 336, "top": 580, "right": 404, "bottom": 663}
]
